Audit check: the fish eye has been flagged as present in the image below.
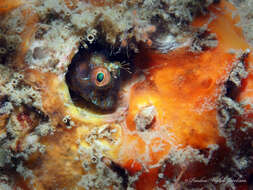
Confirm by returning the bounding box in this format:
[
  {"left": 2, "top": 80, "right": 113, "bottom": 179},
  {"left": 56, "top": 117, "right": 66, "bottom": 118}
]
[{"left": 91, "top": 67, "right": 111, "bottom": 87}]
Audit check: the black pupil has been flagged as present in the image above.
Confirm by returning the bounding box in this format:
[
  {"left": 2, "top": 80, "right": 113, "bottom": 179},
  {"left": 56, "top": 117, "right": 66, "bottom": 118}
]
[{"left": 97, "top": 72, "right": 104, "bottom": 82}]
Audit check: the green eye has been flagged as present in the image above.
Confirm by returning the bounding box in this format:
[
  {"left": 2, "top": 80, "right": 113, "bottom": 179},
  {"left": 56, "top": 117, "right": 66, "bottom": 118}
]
[
  {"left": 96, "top": 72, "right": 104, "bottom": 82},
  {"left": 92, "top": 67, "right": 111, "bottom": 87}
]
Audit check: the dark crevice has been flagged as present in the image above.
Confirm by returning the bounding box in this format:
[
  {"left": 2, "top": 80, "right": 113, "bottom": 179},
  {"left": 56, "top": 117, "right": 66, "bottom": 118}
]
[
  {"left": 66, "top": 35, "right": 136, "bottom": 113},
  {"left": 110, "top": 161, "right": 129, "bottom": 189},
  {"left": 225, "top": 51, "right": 249, "bottom": 99},
  {"left": 248, "top": 173, "right": 253, "bottom": 189}
]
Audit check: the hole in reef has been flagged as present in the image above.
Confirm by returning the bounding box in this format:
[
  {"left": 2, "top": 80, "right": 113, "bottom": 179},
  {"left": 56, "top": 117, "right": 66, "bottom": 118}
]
[
  {"left": 110, "top": 161, "right": 129, "bottom": 189},
  {"left": 248, "top": 173, "right": 253, "bottom": 189},
  {"left": 225, "top": 80, "right": 241, "bottom": 100},
  {"left": 65, "top": 36, "right": 136, "bottom": 113}
]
